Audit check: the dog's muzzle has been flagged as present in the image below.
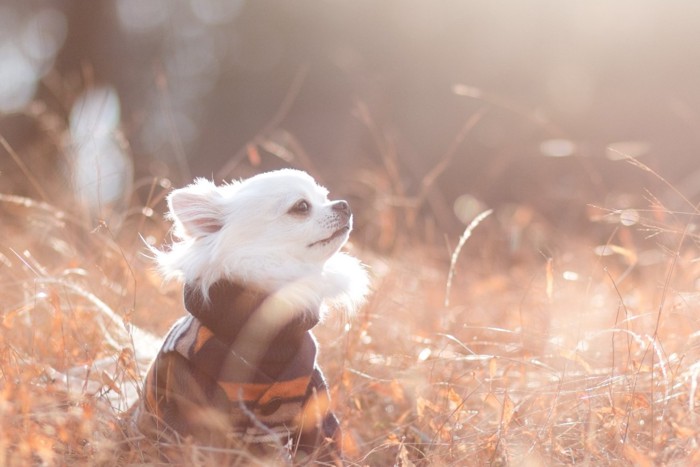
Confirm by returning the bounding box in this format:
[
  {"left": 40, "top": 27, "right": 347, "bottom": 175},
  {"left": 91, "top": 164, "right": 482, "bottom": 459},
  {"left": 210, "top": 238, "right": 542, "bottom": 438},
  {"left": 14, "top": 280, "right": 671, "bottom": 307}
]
[
  {"left": 307, "top": 200, "right": 352, "bottom": 248},
  {"left": 332, "top": 200, "right": 351, "bottom": 222}
]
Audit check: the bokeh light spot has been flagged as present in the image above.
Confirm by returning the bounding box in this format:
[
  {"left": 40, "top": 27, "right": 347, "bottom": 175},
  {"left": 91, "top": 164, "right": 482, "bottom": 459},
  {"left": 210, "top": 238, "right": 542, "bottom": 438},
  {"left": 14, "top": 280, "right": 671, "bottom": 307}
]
[
  {"left": 540, "top": 139, "right": 576, "bottom": 158},
  {"left": 619, "top": 209, "right": 639, "bottom": 227},
  {"left": 116, "top": 0, "right": 168, "bottom": 33},
  {"left": 453, "top": 194, "right": 488, "bottom": 225}
]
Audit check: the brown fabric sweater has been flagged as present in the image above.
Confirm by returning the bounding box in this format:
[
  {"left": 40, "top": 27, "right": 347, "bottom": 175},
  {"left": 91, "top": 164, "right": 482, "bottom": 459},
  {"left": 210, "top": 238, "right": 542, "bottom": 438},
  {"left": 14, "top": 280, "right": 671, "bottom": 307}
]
[{"left": 135, "top": 280, "right": 340, "bottom": 456}]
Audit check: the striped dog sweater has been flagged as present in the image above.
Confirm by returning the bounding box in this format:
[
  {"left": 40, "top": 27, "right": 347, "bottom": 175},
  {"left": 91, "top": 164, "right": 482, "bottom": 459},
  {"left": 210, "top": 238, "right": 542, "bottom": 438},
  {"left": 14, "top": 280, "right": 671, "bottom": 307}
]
[{"left": 135, "top": 280, "right": 340, "bottom": 457}]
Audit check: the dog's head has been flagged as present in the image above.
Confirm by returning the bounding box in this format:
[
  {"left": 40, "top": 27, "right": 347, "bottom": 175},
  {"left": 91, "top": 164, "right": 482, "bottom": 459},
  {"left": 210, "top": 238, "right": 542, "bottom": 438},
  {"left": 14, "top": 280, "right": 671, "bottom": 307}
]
[{"left": 154, "top": 169, "right": 367, "bottom": 313}]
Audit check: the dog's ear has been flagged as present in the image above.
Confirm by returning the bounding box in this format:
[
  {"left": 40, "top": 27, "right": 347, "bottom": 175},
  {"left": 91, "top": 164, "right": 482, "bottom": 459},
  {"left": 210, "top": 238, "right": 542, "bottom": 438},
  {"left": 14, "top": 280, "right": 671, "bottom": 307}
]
[{"left": 168, "top": 178, "right": 224, "bottom": 239}]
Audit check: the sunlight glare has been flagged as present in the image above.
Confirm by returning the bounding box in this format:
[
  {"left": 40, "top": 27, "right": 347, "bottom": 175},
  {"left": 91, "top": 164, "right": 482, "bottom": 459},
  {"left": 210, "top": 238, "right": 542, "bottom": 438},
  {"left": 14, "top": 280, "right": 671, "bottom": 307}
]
[
  {"left": 189, "top": 0, "right": 244, "bottom": 25},
  {"left": 562, "top": 271, "right": 579, "bottom": 281},
  {"left": 619, "top": 209, "right": 639, "bottom": 226},
  {"left": 539, "top": 139, "right": 576, "bottom": 158},
  {"left": 116, "top": 0, "right": 168, "bottom": 33},
  {"left": 0, "top": 7, "right": 66, "bottom": 113},
  {"left": 453, "top": 193, "right": 487, "bottom": 225},
  {"left": 418, "top": 347, "right": 431, "bottom": 362},
  {"left": 69, "top": 87, "right": 133, "bottom": 211},
  {"left": 0, "top": 44, "right": 36, "bottom": 112},
  {"left": 21, "top": 8, "right": 67, "bottom": 62},
  {"left": 593, "top": 245, "right": 614, "bottom": 256}
]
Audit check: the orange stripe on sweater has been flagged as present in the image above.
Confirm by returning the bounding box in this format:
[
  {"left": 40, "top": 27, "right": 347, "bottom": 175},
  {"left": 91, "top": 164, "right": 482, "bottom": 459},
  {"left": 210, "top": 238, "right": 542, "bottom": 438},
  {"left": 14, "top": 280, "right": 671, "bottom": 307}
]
[
  {"left": 219, "top": 375, "right": 310, "bottom": 404},
  {"left": 194, "top": 325, "right": 214, "bottom": 352},
  {"left": 258, "top": 376, "right": 311, "bottom": 405}
]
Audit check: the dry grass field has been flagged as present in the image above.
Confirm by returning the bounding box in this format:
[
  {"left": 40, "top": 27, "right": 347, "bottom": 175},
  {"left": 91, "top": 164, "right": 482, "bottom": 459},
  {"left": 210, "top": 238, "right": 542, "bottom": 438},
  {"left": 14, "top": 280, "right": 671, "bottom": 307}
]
[
  {"left": 3, "top": 2, "right": 700, "bottom": 465},
  {"left": 2, "top": 120, "right": 700, "bottom": 467}
]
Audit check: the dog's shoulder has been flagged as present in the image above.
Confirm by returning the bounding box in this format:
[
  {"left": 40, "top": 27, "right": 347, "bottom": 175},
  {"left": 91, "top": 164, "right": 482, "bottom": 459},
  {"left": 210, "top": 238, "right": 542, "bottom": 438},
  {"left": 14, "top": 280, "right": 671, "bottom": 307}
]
[{"left": 139, "top": 349, "right": 233, "bottom": 443}]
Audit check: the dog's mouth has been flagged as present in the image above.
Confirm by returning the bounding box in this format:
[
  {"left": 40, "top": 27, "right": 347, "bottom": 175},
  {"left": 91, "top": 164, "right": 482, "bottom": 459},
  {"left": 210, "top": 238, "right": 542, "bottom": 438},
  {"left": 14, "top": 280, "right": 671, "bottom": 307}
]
[{"left": 308, "top": 225, "right": 350, "bottom": 248}]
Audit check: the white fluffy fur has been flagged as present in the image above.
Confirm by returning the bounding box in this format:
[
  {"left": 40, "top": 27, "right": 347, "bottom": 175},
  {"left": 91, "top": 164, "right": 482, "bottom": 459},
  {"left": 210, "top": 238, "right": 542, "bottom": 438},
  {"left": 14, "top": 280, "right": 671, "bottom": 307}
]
[{"left": 152, "top": 169, "right": 368, "bottom": 317}]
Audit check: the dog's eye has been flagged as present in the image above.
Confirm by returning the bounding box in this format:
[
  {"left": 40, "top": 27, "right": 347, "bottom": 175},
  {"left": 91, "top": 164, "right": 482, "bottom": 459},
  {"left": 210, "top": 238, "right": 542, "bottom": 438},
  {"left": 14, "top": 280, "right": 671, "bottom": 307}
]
[{"left": 289, "top": 199, "right": 310, "bottom": 215}]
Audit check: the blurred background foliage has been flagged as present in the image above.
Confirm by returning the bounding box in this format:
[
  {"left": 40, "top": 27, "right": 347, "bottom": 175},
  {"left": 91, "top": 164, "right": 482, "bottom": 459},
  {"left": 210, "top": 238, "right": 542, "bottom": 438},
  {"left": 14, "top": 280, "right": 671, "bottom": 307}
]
[{"left": 2, "top": 0, "right": 700, "bottom": 248}]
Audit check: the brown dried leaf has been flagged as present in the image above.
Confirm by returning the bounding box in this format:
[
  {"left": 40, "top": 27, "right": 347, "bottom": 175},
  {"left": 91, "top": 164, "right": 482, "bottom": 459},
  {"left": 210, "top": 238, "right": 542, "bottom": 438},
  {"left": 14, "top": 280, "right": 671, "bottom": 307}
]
[
  {"left": 489, "top": 357, "right": 497, "bottom": 380},
  {"left": 390, "top": 379, "right": 406, "bottom": 404},
  {"left": 501, "top": 392, "right": 515, "bottom": 434},
  {"left": 545, "top": 257, "right": 554, "bottom": 301},
  {"left": 483, "top": 392, "right": 500, "bottom": 411},
  {"left": 622, "top": 443, "right": 653, "bottom": 467},
  {"left": 342, "top": 430, "right": 360, "bottom": 458},
  {"left": 341, "top": 368, "right": 352, "bottom": 389},
  {"left": 672, "top": 422, "right": 696, "bottom": 439},
  {"left": 416, "top": 396, "right": 440, "bottom": 418},
  {"left": 398, "top": 442, "right": 416, "bottom": 467},
  {"left": 2, "top": 305, "right": 28, "bottom": 328},
  {"left": 629, "top": 393, "right": 650, "bottom": 409},
  {"left": 386, "top": 433, "right": 400, "bottom": 445},
  {"left": 29, "top": 433, "right": 56, "bottom": 464},
  {"left": 246, "top": 143, "right": 261, "bottom": 166},
  {"left": 100, "top": 371, "right": 122, "bottom": 396},
  {"left": 353, "top": 397, "right": 362, "bottom": 410},
  {"left": 559, "top": 349, "right": 593, "bottom": 374},
  {"left": 447, "top": 386, "right": 463, "bottom": 408}
]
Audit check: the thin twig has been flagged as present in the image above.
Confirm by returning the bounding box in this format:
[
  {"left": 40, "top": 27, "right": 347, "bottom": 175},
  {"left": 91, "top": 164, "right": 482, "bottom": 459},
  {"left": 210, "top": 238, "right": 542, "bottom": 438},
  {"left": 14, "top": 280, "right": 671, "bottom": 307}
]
[
  {"left": 217, "top": 65, "right": 309, "bottom": 179},
  {"left": 416, "top": 106, "right": 488, "bottom": 207},
  {"left": 0, "top": 134, "right": 49, "bottom": 201}
]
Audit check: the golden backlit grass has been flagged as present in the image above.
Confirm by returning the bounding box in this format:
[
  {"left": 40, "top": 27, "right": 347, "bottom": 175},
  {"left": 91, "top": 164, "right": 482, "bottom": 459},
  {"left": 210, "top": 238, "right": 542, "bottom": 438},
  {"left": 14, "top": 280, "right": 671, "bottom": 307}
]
[{"left": 2, "top": 148, "right": 700, "bottom": 465}]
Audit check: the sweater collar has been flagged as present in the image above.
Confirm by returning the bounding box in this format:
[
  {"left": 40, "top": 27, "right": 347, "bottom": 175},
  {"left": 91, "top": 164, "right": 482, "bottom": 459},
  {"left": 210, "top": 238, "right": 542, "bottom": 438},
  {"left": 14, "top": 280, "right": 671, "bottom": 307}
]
[{"left": 183, "top": 280, "right": 320, "bottom": 348}]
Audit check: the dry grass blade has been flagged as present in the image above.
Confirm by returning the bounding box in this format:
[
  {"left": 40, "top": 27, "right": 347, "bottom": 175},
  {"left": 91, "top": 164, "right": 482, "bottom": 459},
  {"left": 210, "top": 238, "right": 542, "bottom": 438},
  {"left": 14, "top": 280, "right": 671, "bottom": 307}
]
[
  {"left": 444, "top": 209, "right": 492, "bottom": 307},
  {"left": 609, "top": 147, "right": 700, "bottom": 215}
]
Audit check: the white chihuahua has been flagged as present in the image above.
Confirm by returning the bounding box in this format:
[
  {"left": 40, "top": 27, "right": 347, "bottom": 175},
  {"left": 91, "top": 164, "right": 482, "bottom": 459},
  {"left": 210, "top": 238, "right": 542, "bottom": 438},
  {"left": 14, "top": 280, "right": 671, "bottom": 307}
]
[
  {"left": 155, "top": 169, "right": 367, "bottom": 313},
  {"left": 132, "top": 169, "right": 367, "bottom": 463}
]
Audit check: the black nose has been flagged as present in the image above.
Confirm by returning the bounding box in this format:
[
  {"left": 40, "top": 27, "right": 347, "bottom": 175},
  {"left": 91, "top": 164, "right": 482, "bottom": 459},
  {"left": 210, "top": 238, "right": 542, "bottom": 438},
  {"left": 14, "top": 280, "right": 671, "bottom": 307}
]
[{"left": 332, "top": 200, "right": 351, "bottom": 217}]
